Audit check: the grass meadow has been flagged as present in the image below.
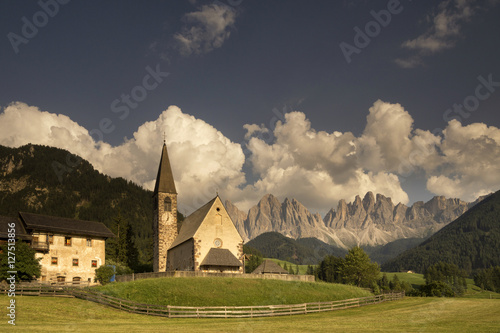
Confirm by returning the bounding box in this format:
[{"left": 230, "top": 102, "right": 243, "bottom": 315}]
[
  {"left": 3, "top": 295, "right": 500, "bottom": 332},
  {"left": 94, "top": 277, "right": 372, "bottom": 306}
]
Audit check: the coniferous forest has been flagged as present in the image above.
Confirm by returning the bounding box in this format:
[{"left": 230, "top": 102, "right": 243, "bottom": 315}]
[
  {"left": 382, "top": 190, "right": 500, "bottom": 274},
  {"left": 0, "top": 144, "right": 156, "bottom": 270}
]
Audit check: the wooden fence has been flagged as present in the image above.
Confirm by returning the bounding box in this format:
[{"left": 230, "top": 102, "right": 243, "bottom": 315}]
[{"left": 1, "top": 284, "right": 404, "bottom": 319}]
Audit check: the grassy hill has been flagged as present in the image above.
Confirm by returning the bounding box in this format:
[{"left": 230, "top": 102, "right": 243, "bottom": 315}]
[
  {"left": 246, "top": 232, "right": 346, "bottom": 265},
  {"left": 363, "top": 237, "right": 427, "bottom": 264},
  {"left": 382, "top": 189, "right": 500, "bottom": 274},
  {"left": 94, "top": 277, "right": 372, "bottom": 306},
  {"left": 381, "top": 271, "right": 500, "bottom": 299},
  {"left": 267, "top": 258, "right": 312, "bottom": 275}
]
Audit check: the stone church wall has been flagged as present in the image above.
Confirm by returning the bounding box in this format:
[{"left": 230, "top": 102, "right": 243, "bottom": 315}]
[
  {"left": 153, "top": 192, "right": 178, "bottom": 272},
  {"left": 116, "top": 271, "right": 315, "bottom": 283},
  {"left": 166, "top": 238, "right": 194, "bottom": 271}
]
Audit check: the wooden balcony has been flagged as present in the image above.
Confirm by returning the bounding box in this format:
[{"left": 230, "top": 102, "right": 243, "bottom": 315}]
[{"left": 31, "top": 241, "right": 49, "bottom": 252}]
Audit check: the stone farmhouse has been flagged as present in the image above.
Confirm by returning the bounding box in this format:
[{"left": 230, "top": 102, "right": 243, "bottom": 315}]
[
  {"left": 0, "top": 212, "right": 114, "bottom": 284},
  {"left": 153, "top": 142, "right": 244, "bottom": 273}
]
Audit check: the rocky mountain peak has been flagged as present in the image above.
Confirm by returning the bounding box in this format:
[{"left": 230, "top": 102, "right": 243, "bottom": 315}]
[
  {"left": 363, "top": 191, "right": 376, "bottom": 213},
  {"left": 227, "top": 191, "right": 483, "bottom": 248}
]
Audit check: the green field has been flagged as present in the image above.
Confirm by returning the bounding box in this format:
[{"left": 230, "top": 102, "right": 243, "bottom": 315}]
[
  {"left": 267, "top": 258, "right": 311, "bottom": 275},
  {"left": 94, "top": 277, "right": 372, "bottom": 306},
  {"left": 381, "top": 272, "right": 426, "bottom": 288},
  {"left": 382, "top": 272, "right": 500, "bottom": 299},
  {"left": 3, "top": 295, "right": 500, "bottom": 332}
]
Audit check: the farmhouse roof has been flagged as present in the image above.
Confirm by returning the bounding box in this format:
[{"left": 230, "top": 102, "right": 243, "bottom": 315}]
[
  {"left": 0, "top": 215, "right": 32, "bottom": 240},
  {"left": 252, "top": 260, "right": 289, "bottom": 274},
  {"left": 169, "top": 197, "right": 217, "bottom": 249},
  {"left": 154, "top": 143, "right": 177, "bottom": 194},
  {"left": 18, "top": 212, "right": 115, "bottom": 238},
  {"left": 200, "top": 248, "right": 242, "bottom": 267}
]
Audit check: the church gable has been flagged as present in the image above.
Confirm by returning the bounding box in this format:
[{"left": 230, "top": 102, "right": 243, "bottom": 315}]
[
  {"left": 166, "top": 195, "right": 244, "bottom": 273},
  {"left": 192, "top": 196, "right": 243, "bottom": 246},
  {"left": 192, "top": 196, "right": 243, "bottom": 272},
  {"left": 168, "top": 197, "right": 216, "bottom": 250}
]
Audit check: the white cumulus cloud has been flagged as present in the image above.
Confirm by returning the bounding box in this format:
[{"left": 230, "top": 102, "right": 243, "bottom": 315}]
[
  {"left": 1, "top": 100, "right": 498, "bottom": 216},
  {"left": 0, "top": 102, "right": 245, "bottom": 214}
]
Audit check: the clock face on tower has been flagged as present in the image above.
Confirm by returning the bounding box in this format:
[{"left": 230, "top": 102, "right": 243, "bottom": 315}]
[
  {"left": 163, "top": 212, "right": 172, "bottom": 225},
  {"left": 214, "top": 238, "right": 222, "bottom": 248}
]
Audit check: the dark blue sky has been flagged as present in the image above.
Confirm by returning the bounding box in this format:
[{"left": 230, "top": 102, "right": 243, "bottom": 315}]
[{"left": 1, "top": 0, "right": 500, "bottom": 212}]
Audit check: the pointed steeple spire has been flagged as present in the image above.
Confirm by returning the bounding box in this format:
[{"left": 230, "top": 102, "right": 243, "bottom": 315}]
[{"left": 154, "top": 142, "right": 177, "bottom": 194}]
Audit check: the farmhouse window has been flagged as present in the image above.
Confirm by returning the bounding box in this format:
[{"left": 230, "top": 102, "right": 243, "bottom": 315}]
[
  {"left": 51, "top": 257, "right": 58, "bottom": 265},
  {"left": 91, "top": 260, "right": 97, "bottom": 268},
  {"left": 86, "top": 238, "right": 92, "bottom": 247},
  {"left": 57, "top": 276, "right": 65, "bottom": 283},
  {"left": 65, "top": 237, "right": 72, "bottom": 246},
  {"left": 73, "top": 258, "right": 79, "bottom": 266},
  {"left": 48, "top": 234, "right": 53, "bottom": 244}
]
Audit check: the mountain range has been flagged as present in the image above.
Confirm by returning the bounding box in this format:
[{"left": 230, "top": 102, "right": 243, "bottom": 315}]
[
  {"left": 382, "top": 188, "right": 500, "bottom": 274},
  {"left": 1, "top": 143, "right": 491, "bottom": 268},
  {"left": 226, "top": 192, "right": 484, "bottom": 249}
]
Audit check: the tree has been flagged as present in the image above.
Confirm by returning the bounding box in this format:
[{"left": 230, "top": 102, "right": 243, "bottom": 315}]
[
  {"left": 339, "top": 246, "right": 380, "bottom": 288},
  {"left": 317, "top": 255, "right": 343, "bottom": 283},
  {"left": 474, "top": 266, "right": 500, "bottom": 292},
  {"left": 106, "top": 213, "right": 139, "bottom": 271},
  {"left": 390, "top": 274, "right": 402, "bottom": 291},
  {"left": 0, "top": 241, "right": 41, "bottom": 282},
  {"left": 378, "top": 273, "right": 390, "bottom": 291},
  {"left": 245, "top": 254, "right": 263, "bottom": 273},
  {"left": 423, "top": 262, "right": 467, "bottom": 296},
  {"left": 94, "top": 265, "right": 115, "bottom": 285}
]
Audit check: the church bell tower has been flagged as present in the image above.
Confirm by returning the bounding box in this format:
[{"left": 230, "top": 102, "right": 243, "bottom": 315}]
[{"left": 153, "top": 140, "right": 178, "bottom": 272}]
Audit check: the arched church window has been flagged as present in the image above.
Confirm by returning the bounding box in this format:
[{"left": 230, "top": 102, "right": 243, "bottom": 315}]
[{"left": 164, "top": 197, "right": 172, "bottom": 212}]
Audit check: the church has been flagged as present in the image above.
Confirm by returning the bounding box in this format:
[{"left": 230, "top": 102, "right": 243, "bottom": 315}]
[{"left": 152, "top": 141, "right": 244, "bottom": 273}]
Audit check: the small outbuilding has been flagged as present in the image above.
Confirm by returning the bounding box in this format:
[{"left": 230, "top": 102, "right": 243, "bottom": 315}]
[{"left": 252, "top": 260, "right": 289, "bottom": 274}]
